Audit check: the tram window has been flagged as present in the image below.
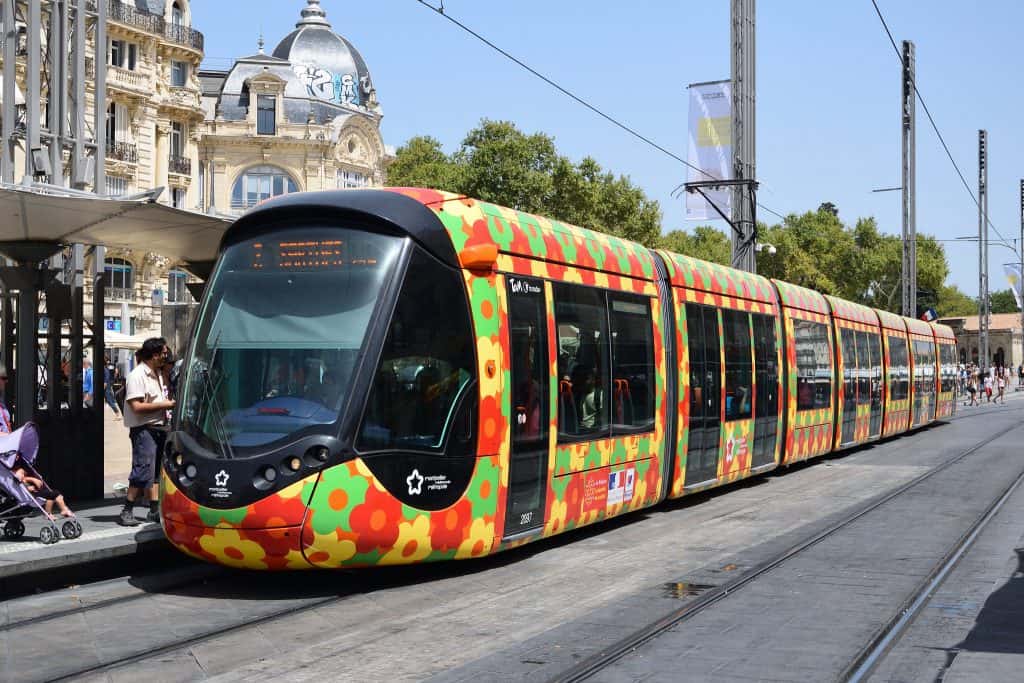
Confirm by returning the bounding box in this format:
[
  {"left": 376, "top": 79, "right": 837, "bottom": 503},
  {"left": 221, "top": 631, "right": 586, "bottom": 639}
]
[
  {"left": 794, "top": 319, "right": 831, "bottom": 410},
  {"left": 940, "top": 344, "right": 956, "bottom": 392},
  {"left": 722, "top": 309, "right": 753, "bottom": 421},
  {"left": 609, "top": 295, "right": 655, "bottom": 432},
  {"left": 887, "top": 335, "right": 909, "bottom": 401},
  {"left": 554, "top": 283, "right": 610, "bottom": 440},
  {"left": 855, "top": 331, "right": 871, "bottom": 405},
  {"left": 840, "top": 328, "right": 857, "bottom": 407},
  {"left": 913, "top": 340, "right": 936, "bottom": 396},
  {"left": 357, "top": 250, "right": 476, "bottom": 452}
]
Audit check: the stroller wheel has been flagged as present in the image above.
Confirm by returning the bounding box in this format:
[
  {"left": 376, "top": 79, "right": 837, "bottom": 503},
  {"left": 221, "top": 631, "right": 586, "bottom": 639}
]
[
  {"left": 62, "top": 520, "right": 81, "bottom": 539},
  {"left": 3, "top": 520, "right": 25, "bottom": 539},
  {"left": 39, "top": 525, "right": 58, "bottom": 544}
]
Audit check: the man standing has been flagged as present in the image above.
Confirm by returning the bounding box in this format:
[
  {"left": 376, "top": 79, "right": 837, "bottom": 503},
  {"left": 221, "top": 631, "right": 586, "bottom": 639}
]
[
  {"left": 82, "top": 357, "right": 93, "bottom": 408},
  {"left": 119, "top": 337, "right": 175, "bottom": 526}
]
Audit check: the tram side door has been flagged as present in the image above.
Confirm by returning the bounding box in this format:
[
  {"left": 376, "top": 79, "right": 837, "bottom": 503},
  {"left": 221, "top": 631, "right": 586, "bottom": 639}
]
[
  {"left": 685, "top": 304, "right": 721, "bottom": 486},
  {"left": 503, "top": 276, "right": 549, "bottom": 538}
]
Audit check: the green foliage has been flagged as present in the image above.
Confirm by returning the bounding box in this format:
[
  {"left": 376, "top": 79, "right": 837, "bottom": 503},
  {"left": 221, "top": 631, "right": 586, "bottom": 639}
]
[
  {"left": 387, "top": 120, "right": 662, "bottom": 247},
  {"left": 936, "top": 285, "right": 977, "bottom": 317},
  {"left": 660, "top": 226, "right": 732, "bottom": 265},
  {"left": 989, "top": 288, "right": 1021, "bottom": 314}
]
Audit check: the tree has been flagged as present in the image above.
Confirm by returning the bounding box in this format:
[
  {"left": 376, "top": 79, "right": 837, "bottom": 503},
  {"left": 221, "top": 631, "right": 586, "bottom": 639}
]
[
  {"left": 660, "top": 226, "right": 731, "bottom": 264},
  {"left": 935, "top": 285, "right": 977, "bottom": 317},
  {"left": 386, "top": 136, "right": 462, "bottom": 192},
  {"left": 387, "top": 120, "right": 663, "bottom": 247},
  {"left": 989, "top": 288, "right": 1021, "bottom": 314}
]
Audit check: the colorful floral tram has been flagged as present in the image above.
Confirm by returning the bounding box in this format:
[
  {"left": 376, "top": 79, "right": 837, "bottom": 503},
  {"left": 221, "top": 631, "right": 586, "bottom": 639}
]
[{"left": 161, "top": 188, "right": 958, "bottom": 569}]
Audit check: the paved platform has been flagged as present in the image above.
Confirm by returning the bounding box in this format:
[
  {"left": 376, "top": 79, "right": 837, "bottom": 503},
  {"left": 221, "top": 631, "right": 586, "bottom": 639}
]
[{"left": 0, "top": 501, "right": 167, "bottom": 585}]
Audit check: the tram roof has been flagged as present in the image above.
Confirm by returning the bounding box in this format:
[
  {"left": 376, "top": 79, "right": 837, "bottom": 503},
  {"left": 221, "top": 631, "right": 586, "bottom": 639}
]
[
  {"left": 932, "top": 323, "right": 956, "bottom": 341},
  {"left": 656, "top": 249, "right": 776, "bottom": 304},
  {"left": 874, "top": 308, "right": 907, "bottom": 332},
  {"left": 771, "top": 279, "right": 830, "bottom": 315},
  {"left": 905, "top": 316, "right": 935, "bottom": 337},
  {"left": 824, "top": 295, "right": 878, "bottom": 326},
  {"left": 388, "top": 188, "right": 659, "bottom": 281}
]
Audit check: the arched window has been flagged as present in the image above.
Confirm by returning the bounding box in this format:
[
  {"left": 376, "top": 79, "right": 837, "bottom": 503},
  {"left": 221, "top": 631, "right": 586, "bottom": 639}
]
[
  {"left": 231, "top": 165, "right": 298, "bottom": 210},
  {"left": 172, "top": 2, "right": 184, "bottom": 26},
  {"left": 104, "top": 257, "right": 133, "bottom": 298}
]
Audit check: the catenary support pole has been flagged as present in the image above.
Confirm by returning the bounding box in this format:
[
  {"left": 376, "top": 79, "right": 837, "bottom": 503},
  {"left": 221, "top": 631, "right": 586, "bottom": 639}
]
[
  {"left": 901, "top": 41, "right": 916, "bottom": 318},
  {"left": 978, "top": 130, "right": 989, "bottom": 368},
  {"left": 731, "top": 0, "right": 756, "bottom": 272}
]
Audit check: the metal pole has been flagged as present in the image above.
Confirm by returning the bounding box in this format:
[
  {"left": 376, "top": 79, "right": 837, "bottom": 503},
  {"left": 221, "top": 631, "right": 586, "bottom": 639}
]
[
  {"left": 901, "top": 40, "right": 916, "bottom": 318},
  {"left": 93, "top": 0, "right": 106, "bottom": 194},
  {"left": 15, "top": 280, "right": 36, "bottom": 424},
  {"left": 47, "top": 0, "right": 66, "bottom": 186},
  {"left": 70, "top": 0, "right": 87, "bottom": 186},
  {"left": 730, "top": 0, "right": 756, "bottom": 272},
  {"left": 1019, "top": 179, "right": 1023, "bottom": 369},
  {"left": 978, "top": 130, "right": 988, "bottom": 369},
  {"left": 1, "top": 0, "right": 17, "bottom": 182},
  {"left": 26, "top": 0, "right": 42, "bottom": 180}
]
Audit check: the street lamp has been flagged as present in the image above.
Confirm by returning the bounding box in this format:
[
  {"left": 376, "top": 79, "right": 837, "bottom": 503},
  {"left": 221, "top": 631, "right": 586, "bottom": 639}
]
[{"left": 755, "top": 242, "right": 777, "bottom": 255}]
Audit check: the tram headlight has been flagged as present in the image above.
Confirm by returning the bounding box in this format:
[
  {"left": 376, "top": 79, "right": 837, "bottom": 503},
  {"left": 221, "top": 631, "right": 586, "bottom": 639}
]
[
  {"left": 304, "top": 445, "right": 330, "bottom": 467},
  {"left": 262, "top": 466, "right": 277, "bottom": 483},
  {"left": 174, "top": 453, "right": 184, "bottom": 467},
  {"left": 184, "top": 463, "right": 197, "bottom": 479},
  {"left": 287, "top": 457, "right": 301, "bottom": 472}
]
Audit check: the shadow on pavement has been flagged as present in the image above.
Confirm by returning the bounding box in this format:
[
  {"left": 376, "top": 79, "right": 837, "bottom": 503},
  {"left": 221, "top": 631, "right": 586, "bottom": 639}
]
[{"left": 955, "top": 547, "right": 1024, "bottom": 654}]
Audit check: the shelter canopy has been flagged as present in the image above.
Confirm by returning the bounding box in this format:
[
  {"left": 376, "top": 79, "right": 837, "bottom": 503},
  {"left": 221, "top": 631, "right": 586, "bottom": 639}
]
[{"left": 0, "top": 184, "right": 232, "bottom": 264}]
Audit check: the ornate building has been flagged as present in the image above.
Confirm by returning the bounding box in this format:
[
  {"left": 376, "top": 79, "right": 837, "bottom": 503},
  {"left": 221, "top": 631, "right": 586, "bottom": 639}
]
[{"left": 76, "top": 0, "right": 390, "bottom": 346}]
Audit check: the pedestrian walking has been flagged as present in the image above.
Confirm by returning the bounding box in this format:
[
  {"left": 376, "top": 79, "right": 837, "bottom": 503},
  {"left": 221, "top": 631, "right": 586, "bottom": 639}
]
[
  {"left": 103, "top": 356, "right": 121, "bottom": 419},
  {"left": 996, "top": 366, "right": 1007, "bottom": 404},
  {"left": 966, "top": 375, "right": 978, "bottom": 406},
  {"left": 118, "top": 337, "right": 175, "bottom": 527},
  {"left": 983, "top": 370, "right": 993, "bottom": 402},
  {"left": 82, "top": 357, "right": 93, "bottom": 408}
]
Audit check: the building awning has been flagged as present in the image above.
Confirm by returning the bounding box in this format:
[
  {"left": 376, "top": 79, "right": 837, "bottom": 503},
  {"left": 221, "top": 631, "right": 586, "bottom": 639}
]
[{"left": 0, "top": 183, "right": 232, "bottom": 264}]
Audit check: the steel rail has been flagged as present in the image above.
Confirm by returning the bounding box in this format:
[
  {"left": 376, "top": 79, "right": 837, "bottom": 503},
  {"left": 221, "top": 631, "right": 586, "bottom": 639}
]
[
  {"left": 843, "top": 443, "right": 1024, "bottom": 681},
  {"left": 550, "top": 418, "right": 1024, "bottom": 683}
]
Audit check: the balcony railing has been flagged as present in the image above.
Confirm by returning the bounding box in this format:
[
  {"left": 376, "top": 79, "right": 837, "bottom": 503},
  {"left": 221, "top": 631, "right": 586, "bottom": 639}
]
[
  {"left": 105, "top": 286, "right": 133, "bottom": 302},
  {"left": 108, "top": 65, "right": 147, "bottom": 91},
  {"left": 168, "top": 154, "right": 191, "bottom": 176},
  {"left": 106, "top": 0, "right": 204, "bottom": 52},
  {"left": 106, "top": 141, "right": 138, "bottom": 164}
]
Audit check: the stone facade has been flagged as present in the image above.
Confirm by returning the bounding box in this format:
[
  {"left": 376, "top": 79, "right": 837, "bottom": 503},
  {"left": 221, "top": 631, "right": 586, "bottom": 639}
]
[
  {"left": 937, "top": 312, "right": 1024, "bottom": 369},
  {"left": 2, "top": 0, "right": 390, "bottom": 345}
]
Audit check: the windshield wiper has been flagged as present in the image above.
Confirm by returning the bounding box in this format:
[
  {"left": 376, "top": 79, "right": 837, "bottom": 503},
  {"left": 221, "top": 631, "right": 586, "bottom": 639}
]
[{"left": 192, "top": 330, "right": 237, "bottom": 460}]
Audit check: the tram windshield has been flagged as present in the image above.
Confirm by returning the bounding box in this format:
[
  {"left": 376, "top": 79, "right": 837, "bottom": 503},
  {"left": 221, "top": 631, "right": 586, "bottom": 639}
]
[{"left": 181, "top": 227, "right": 402, "bottom": 452}]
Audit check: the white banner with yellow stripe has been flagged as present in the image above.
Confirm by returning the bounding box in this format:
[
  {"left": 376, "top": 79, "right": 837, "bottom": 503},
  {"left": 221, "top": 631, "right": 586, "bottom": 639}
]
[{"left": 686, "top": 80, "right": 732, "bottom": 221}]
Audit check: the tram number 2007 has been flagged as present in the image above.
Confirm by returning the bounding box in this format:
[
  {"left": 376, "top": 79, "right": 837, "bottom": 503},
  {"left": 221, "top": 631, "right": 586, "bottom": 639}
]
[{"left": 519, "top": 511, "right": 533, "bottom": 525}]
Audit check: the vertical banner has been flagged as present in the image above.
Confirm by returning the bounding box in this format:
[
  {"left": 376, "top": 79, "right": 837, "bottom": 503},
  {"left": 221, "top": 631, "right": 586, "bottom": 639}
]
[
  {"left": 1005, "top": 263, "right": 1023, "bottom": 310},
  {"left": 686, "top": 80, "right": 732, "bottom": 220}
]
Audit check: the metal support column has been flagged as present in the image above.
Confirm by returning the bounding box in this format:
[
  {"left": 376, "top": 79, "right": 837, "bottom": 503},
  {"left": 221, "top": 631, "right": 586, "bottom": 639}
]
[
  {"left": 48, "top": 0, "right": 67, "bottom": 185},
  {"left": 901, "top": 40, "right": 916, "bottom": 318},
  {"left": 1, "top": 0, "right": 16, "bottom": 182},
  {"left": 25, "top": 0, "right": 42, "bottom": 180},
  {"left": 94, "top": 0, "right": 107, "bottom": 194},
  {"left": 730, "top": 0, "right": 757, "bottom": 272},
  {"left": 15, "top": 281, "right": 36, "bottom": 424},
  {"left": 978, "top": 130, "right": 989, "bottom": 369},
  {"left": 92, "top": 246, "right": 103, "bottom": 422}
]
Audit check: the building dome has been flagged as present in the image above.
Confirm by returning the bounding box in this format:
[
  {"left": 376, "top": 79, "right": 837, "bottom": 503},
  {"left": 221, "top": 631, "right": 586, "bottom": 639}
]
[{"left": 271, "top": 0, "right": 374, "bottom": 112}]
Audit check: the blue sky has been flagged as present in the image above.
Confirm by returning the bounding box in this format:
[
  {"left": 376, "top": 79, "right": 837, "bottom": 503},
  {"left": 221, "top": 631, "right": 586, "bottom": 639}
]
[{"left": 192, "top": 0, "right": 1024, "bottom": 296}]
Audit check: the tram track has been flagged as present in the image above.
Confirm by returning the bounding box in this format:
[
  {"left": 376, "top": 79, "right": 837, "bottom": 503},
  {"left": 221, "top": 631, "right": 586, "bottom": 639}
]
[{"left": 549, "top": 418, "right": 1024, "bottom": 683}]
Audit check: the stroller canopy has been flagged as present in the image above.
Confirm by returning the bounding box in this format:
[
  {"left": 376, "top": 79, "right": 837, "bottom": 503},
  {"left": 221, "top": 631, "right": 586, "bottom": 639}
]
[{"left": 0, "top": 423, "right": 39, "bottom": 469}]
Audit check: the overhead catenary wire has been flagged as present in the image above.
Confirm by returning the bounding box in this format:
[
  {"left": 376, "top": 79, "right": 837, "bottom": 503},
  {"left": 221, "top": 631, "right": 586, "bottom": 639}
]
[
  {"left": 869, "top": 0, "right": 1010, "bottom": 246},
  {"left": 413, "top": 0, "right": 789, "bottom": 223}
]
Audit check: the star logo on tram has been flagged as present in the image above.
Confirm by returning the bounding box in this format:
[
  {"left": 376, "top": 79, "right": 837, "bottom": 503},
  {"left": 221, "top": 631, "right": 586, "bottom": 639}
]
[
  {"left": 407, "top": 469, "right": 424, "bottom": 496},
  {"left": 214, "top": 470, "right": 230, "bottom": 487}
]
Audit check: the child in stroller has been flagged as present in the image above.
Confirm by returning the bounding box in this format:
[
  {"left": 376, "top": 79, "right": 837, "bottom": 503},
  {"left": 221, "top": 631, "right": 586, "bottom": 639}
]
[{"left": 0, "top": 423, "right": 82, "bottom": 544}]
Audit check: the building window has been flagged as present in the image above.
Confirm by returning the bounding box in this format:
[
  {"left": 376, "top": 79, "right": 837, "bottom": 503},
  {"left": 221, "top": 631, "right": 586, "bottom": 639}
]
[
  {"left": 167, "top": 269, "right": 190, "bottom": 303},
  {"left": 170, "top": 121, "right": 183, "bottom": 157},
  {"left": 105, "top": 175, "right": 128, "bottom": 196},
  {"left": 231, "top": 165, "right": 298, "bottom": 209},
  {"left": 106, "top": 102, "right": 117, "bottom": 144},
  {"left": 257, "top": 95, "right": 276, "bottom": 135},
  {"left": 172, "top": 2, "right": 184, "bottom": 26},
  {"left": 338, "top": 170, "right": 369, "bottom": 189},
  {"left": 111, "top": 40, "right": 138, "bottom": 70},
  {"left": 103, "top": 257, "right": 133, "bottom": 299},
  {"left": 171, "top": 60, "right": 188, "bottom": 87},
  {"left": 171, "top": 187, "right": 186, "bottom": 208}
]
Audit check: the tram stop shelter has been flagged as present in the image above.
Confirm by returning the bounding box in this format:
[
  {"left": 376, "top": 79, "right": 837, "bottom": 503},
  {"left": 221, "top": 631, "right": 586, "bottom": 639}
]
[{"left": 0, "top": 183, "right": 231, "bottom": 501}]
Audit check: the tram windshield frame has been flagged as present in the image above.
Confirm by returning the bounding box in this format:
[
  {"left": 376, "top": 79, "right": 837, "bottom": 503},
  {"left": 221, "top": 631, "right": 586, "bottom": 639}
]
[{"left": 178, "top": 224, "right": 405, "bottom": 456}]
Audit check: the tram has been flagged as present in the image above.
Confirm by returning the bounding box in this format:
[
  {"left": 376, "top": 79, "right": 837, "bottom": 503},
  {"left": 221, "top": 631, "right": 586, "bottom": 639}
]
[{"left": 160, "top": 188, "right": 958, "bottom": 569}]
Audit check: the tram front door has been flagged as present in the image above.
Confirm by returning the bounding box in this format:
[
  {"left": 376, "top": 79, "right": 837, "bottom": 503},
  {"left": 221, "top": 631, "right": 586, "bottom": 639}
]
[{"left": 503, "top": 276, "right": 549, "bottom": 538}]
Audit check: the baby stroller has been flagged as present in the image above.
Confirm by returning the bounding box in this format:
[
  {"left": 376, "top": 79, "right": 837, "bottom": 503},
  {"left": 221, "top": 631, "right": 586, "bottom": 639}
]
[{"left": 0, "top": 423, "right": 82, "bottom": 544}]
